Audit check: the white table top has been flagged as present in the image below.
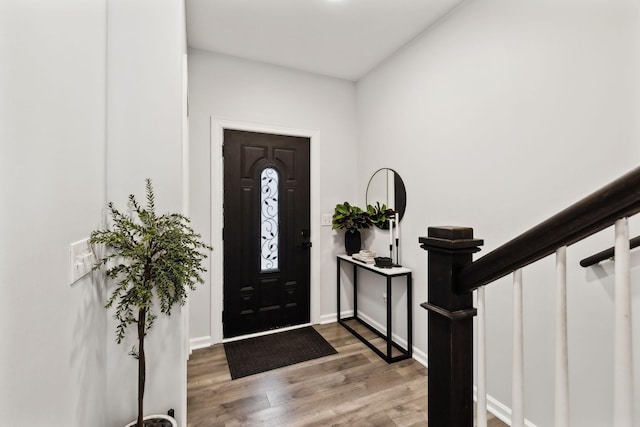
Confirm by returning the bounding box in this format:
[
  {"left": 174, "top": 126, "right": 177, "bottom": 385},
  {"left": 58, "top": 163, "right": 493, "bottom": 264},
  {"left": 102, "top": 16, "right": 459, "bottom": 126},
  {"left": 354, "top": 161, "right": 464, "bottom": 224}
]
[{"left": 337, "top": 254, "right": 412, "bottom": 276}]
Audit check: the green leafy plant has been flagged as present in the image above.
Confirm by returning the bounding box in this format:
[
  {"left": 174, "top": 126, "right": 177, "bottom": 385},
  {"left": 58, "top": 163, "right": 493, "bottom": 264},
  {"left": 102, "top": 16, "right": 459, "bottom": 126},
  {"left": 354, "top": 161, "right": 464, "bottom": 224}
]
[
  {"left": 332, "top": 202, "right": 372, "bottom": 234},
  {"left": 366, "top": 202, "right": 396, "bottom": 228},
  {"left": 90, "top": 179, "right": 211, "bottom": 427}
]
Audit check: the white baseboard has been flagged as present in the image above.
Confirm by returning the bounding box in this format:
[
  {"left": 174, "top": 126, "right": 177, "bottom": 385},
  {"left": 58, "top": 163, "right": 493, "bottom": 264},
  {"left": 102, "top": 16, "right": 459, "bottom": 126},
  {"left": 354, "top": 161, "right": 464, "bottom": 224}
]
[
  {"left": 189, "top": 335, "right": 212, "bottom": 351},
  {"left": 320, "top": 310, "right": 354, "bottom": 324},
  {"left": 474, "top": 387, "right": 538, "bottom": 427},
  {"left": 322, "top": 311, "right": 428, "bottom": 365},
  {"left": 320, "top": 313, "right": 336, "bottom": 324},
  {"left": 356, "top": 311, "right": 409, "bottom": 350},
  {"left": 411, "top": 346, "right": 428, "bottom": 367},
  {"left": 321, "top": 310, "right": 408, "bottom": 347}
]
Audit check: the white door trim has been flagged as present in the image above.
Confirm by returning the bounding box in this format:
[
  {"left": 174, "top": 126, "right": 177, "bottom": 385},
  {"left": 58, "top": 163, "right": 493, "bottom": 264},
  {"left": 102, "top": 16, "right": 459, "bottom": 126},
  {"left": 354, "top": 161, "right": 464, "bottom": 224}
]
[{"left": 210, "top": 118, "right": 321, "bottom": 343}]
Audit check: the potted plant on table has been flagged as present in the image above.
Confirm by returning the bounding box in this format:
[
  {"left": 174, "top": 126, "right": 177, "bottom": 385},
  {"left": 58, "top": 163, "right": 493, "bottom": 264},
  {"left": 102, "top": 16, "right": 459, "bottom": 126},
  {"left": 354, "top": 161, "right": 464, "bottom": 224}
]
[
  {"left": 366, "top": 202, "right": 396, "bottom": 229},
  {"left": 332, "top": 202, "right": 373, "bottom": 255},
  {"left": 90, "top": 179, "right": 212, "bottom": 427}
]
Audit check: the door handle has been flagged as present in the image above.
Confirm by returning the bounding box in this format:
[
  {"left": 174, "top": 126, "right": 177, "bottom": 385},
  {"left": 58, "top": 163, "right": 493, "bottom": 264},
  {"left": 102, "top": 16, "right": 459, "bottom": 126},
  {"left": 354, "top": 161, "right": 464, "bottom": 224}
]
[{"left": 300, "top": 229, "right": 312, "bottom": 249}]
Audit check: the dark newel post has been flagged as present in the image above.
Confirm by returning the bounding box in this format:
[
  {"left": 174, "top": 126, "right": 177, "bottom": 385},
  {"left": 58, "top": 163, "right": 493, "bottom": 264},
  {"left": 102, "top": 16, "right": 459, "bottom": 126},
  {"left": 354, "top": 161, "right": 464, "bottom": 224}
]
[{"left": 419, "top": 226, "right": 483, "bottom": 427}]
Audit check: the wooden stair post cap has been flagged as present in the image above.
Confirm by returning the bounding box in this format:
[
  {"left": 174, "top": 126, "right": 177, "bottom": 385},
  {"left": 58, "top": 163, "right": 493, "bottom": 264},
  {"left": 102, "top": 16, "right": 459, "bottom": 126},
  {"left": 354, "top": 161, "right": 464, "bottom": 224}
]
[
  {"left": 428, "top": 226, "right": 474, "bottom": 240},
  {"left": 419, "top": 226, "right": 484, "bottom": 250}
]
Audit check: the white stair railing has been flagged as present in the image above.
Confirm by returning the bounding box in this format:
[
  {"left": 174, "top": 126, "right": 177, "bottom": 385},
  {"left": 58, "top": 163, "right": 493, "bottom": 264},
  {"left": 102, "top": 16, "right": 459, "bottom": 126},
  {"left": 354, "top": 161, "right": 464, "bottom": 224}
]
[
  {"left": 512, "top": 269, "right": 525, "bottom": 427},
  {"left": 555, "top": 246, "right": 570, "bottom": 427},
  {"left": 614, "top": 218, "right": 634, "bottom": 427},
  {"left": 476, "top": 285, "right": 488, "bottom": 427},
  {"left": 476, "top": 227, "right": 637, "bottom": 426}
]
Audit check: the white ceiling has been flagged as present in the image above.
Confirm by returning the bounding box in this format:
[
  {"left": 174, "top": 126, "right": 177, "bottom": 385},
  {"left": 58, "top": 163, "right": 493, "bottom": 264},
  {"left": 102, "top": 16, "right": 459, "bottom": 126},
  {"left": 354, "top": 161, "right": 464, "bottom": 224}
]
[{"left": 186, "top": 0, "right": 463, "bottom": 81}]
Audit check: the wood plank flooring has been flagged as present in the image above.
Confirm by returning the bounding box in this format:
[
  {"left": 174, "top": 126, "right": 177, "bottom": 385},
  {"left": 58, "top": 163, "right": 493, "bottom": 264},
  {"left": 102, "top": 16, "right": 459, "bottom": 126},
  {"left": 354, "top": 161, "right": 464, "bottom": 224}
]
[{"left": 187, "top": 323, "right": 507, "bottom": 427}]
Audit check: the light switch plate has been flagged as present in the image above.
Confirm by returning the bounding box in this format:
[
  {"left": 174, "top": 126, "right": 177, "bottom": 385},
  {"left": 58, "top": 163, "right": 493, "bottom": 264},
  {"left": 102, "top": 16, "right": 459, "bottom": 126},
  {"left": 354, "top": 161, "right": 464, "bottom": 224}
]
[
  {"left": 321, "top": 213, "right": 333, "bottom": 226},
  {"left": 70, "top": 238, "right": 95, "bottom": 284}
]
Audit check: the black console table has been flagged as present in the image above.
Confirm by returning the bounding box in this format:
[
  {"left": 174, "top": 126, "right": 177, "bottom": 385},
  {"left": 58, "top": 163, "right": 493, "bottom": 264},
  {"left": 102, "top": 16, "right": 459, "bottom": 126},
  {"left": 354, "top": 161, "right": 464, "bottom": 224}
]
[{"left": 336, "top": 254, "right": 412, "bottom": 363}]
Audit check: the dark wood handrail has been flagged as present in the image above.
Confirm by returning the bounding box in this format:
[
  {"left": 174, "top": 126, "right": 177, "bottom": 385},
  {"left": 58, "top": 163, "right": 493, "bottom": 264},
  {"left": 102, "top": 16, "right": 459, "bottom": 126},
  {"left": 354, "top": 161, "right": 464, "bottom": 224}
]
[
  {"left": 456, "top": 166, "right": 640, "bottom": 293},
  {"left": 419, "top": 167, "right": 640, "bottom": 427},
  {"left": 579, "top": 235, "right": 640, "bottom": 267}
]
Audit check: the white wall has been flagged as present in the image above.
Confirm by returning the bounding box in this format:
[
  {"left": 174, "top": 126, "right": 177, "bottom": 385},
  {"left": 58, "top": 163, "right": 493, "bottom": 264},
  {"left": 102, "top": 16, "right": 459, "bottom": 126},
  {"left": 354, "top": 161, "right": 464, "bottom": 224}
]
[
  {"left": 106, "top": 0, "right": 188, "bottom": 425},
  {"left": 357, "top": 0, "right": 640, "bottom": 426},
  {"left": 1, "top": 0, "right": 189, "bottom": 425},
  {"left": 187, "top": 50, "right": 359, "bottom": 344},
  {"left": 0, "top": 0, "right": 108, "bottom": 425}
]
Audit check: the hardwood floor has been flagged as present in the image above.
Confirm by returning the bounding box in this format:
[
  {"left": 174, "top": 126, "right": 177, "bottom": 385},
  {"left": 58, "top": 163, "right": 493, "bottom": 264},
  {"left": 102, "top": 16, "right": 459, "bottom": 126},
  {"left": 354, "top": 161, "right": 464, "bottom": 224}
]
[{"left": 187, "top": 323, "right": 507, "bottom": 426}]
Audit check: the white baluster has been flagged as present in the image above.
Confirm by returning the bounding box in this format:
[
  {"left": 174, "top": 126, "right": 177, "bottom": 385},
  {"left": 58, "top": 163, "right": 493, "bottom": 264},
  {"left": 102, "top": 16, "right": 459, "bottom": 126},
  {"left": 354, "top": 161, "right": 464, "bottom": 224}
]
[
  {"left": 477, "top": 286, "right": 487, "bottom": 427},
  {"left": 614, "top": 218, "right": 634, "bottom": 427},
  {"left": 512, "top": 269, "right": 525, "bottom": 427},
  {"left": 555, "top": 246, "right": 569, "bottom": 427}
]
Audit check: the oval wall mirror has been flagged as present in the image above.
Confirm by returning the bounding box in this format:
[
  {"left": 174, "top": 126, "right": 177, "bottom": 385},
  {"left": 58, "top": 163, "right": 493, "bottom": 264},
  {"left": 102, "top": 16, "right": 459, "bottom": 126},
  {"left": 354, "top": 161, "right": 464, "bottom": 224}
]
[{"left": 365, "top": 168, "right": 407, "bottom": 229}]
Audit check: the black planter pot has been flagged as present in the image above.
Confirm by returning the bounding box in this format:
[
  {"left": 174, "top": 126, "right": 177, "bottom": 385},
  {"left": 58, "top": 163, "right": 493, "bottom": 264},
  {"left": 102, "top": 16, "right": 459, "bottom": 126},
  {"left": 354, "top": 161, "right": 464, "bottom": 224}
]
[{"left": 344, "top": 230, "right": 361, "bottom": 255}]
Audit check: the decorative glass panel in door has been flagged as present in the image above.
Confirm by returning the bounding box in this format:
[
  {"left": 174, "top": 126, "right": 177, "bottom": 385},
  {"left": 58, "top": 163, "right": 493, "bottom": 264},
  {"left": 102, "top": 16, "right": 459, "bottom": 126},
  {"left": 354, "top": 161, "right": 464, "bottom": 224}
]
[{"left": 260, "top": 167, "right": 279, "bottom": 271}]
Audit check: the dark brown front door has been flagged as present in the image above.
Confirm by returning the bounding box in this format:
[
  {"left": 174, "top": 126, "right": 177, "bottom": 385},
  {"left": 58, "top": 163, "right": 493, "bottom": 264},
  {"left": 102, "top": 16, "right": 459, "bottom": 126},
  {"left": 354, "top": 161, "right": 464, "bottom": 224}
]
[{"left": 223, "top": 129, "right": 311, "bottom": 338}]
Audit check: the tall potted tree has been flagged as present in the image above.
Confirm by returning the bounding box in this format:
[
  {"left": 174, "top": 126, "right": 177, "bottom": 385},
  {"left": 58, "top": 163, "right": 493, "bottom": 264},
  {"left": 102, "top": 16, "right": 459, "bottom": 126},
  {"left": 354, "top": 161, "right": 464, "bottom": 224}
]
[{"left": 90, "top": 179, "right": 211, "bottom": 427}]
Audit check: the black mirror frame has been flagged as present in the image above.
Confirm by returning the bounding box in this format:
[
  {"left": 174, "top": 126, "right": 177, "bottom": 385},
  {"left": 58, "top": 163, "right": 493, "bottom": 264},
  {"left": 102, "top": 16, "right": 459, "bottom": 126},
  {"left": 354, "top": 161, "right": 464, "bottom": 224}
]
[{"left": 365, "top": 168, "right": 407, "bottom": 229}]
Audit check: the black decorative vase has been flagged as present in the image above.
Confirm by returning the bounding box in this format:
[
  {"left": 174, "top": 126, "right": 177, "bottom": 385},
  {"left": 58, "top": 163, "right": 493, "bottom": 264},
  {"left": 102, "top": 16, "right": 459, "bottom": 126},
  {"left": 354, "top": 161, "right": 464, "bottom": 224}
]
[{"left": 344, "top": 230, "right": 361, "bottom": 255}]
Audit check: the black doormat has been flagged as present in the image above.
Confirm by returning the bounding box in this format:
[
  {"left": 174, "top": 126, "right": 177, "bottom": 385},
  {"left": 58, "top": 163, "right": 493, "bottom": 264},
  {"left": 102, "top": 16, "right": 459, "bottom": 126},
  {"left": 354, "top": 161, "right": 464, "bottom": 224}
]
[{"left": 224, "top": 326, "right": 337, "bottom": 380}]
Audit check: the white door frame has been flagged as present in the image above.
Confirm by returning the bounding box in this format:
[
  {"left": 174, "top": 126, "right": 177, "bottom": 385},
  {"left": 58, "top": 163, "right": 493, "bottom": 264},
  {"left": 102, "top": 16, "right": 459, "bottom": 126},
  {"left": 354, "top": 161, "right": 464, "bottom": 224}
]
[{"left": 210, "top": 118, "right": 321, "bottom": 343}]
